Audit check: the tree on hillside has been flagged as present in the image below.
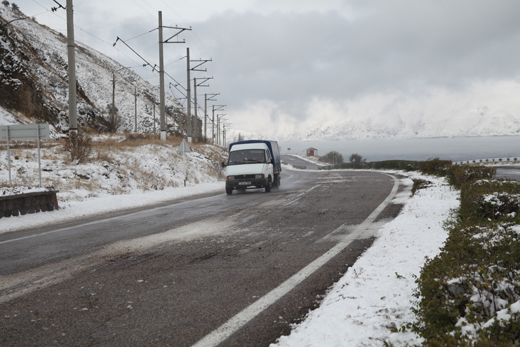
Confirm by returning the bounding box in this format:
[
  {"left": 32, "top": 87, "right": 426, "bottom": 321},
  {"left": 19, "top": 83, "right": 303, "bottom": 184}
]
[
  {"left": 105, "top": 104, "right": 122, "bottom": 133},
  {"left": 349, "top": 153, "right": 367, "bottom": 168},
  {"left": 2, "top": 1, "right": 10, "bottom": 7},
  {"left": 323, "top": 151, "right": 344, "bottom": 164}
]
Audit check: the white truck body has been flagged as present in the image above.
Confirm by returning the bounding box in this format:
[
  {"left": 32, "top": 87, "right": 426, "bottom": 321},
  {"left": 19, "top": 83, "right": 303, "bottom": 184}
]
[{"left": 224, "top": 143, "right": 275, "bottom": 194}]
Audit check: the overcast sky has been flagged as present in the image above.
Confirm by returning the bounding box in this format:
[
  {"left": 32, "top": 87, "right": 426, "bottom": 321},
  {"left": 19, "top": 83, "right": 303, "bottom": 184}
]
[{"left": 16, "top": 0, "right": 520, "bottom": 136}]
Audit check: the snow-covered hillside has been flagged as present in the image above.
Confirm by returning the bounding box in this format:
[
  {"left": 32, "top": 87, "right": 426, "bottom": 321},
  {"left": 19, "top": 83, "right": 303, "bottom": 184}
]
[
  {"left": 0, "top": 4, "right": 187, "bottom": 135},
  {"left": 0, "top": 135, "right": 227, "bottom": 232}
]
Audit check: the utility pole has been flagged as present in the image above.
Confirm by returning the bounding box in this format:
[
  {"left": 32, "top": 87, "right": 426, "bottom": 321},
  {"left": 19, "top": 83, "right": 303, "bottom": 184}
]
[
  {"left": 188, "top": 56, "right": 211, "bottom": 141},
  {"left": 186, "top": 47, "right": 191, "bottom": 142},
  {"left": 193, "top": 77, "right": 212, "bottom": 142},
  {"left": 110, "top": 66, "right": 128, "bottom": 130},
  {"left": 111, "top": 72, "right": 115, "bottom": 121},
  {"left": 158, "top": 12, "right": 190, "bottom": 141},
  {"left": 212, "top": 105, "right": 225, "bottom": 144},
  {"left": 66, "top": 0, "right": 77, "bottom": 132},
  {"left": 217, "top": 114, "right": 226, "bottom": 146},
  {"left": 158, "top": 11, "right": 166, "bottom": 141},
  {"left": 194, "top": 78, "right": 197, "bottom": 141},
  {"left": 205, "top": 93, "right": 218, "bottom": 141},
  {"left": 134, "top": 86, "right": 137, "bottom": 133}
]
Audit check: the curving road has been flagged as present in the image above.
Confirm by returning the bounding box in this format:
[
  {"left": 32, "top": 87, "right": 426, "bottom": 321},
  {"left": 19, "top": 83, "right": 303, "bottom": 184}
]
[
  {"left": 0, "top": 159, "right": 405, "bottom": 347},
  {"left": 496, "top": 166, "right": 520, "bottom": 180}
]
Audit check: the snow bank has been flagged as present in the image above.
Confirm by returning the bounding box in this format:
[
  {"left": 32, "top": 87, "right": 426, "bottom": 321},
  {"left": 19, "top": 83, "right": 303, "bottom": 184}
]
[{"left": 272, "top": 173, "right": 459, "bottom": 347}]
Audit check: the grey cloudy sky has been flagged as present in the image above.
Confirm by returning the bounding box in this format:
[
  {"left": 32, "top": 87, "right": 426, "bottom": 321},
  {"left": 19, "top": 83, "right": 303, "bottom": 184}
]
[{"left": 17, "top": 0, "right": 520, "bottom": 136}]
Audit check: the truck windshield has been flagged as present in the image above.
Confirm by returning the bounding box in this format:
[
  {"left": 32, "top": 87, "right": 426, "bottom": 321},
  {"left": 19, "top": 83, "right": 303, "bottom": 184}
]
[{"left": 228, "top": 149, "right": 266, "bottom": 165}]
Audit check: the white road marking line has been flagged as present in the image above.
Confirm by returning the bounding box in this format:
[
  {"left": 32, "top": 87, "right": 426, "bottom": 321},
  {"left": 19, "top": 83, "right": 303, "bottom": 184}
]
[
  {"left": 282, "top": 184, "right": 321, "bottom": 206},
  {"left": 191, "top": 173, "right": 400, "bottom": 347}
]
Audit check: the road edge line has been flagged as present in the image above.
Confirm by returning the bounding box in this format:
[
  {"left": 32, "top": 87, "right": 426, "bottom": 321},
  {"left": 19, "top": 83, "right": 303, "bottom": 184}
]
[{"left": 191, "top": 173, "right": 400, "bottom": 347}]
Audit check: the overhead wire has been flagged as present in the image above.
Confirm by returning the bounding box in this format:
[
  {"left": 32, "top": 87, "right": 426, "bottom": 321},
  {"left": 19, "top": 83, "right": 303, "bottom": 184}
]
[{"left": 30, "top": 0, "right": 223, "bottom": 120}]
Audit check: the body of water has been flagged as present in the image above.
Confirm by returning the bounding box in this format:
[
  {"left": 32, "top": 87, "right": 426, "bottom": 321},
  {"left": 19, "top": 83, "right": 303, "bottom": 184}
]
[{"left": 278, "top": 136, "right": 520, "bottom": 162}]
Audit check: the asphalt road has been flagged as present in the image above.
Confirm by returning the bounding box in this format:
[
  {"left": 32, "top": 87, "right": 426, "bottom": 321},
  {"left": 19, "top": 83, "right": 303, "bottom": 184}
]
[
  {"left": 495, "top": 166, "right": 520, "bottom": 180},
  {"left": 0, "top": 160, "right": 405, "bottom": 347}
]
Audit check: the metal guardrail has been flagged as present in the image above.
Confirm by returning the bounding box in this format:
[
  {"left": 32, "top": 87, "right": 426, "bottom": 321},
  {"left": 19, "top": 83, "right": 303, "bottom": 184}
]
[{"left": 453, "top": 157, "right": 520, "bottom": 165}]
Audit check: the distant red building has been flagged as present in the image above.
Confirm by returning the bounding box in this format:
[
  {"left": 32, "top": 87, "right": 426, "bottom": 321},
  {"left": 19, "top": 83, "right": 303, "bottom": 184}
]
[{"left": 306, "top": 147, "right": 318, "bottom": 156}]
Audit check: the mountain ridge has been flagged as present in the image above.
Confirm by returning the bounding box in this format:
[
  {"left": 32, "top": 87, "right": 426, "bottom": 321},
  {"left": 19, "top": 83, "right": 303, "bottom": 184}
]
[{"left": 0, "top": 4, "right": 189, "bottom": 136}]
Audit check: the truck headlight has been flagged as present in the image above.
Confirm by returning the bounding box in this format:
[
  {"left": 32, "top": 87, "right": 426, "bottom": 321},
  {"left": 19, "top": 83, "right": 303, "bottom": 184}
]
[
  {"left": 227, "top": 176, "right": 234, "bottom": 180},
  {"left": 255, "top": 174, "right": 265, "bottom": 179}
]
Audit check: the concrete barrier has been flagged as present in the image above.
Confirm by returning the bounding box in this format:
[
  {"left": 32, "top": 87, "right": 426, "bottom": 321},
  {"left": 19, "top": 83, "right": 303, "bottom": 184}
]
[{"left": 0, "top": 190, "right": 59, "bottom": 218}]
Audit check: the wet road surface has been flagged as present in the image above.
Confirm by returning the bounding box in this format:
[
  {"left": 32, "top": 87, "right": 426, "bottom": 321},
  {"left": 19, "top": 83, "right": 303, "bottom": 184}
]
[
  {"left": 496, "top": 166, "right": 520, "bottom": 180},
  {"left": 0, "top": 162, "right": 406, "bottom": 346}
]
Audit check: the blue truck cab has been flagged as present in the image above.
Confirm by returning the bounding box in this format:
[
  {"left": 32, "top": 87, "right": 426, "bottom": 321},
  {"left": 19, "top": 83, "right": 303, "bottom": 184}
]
[{"left": 223, "top": 140, "right": 282, "bottom": 195}]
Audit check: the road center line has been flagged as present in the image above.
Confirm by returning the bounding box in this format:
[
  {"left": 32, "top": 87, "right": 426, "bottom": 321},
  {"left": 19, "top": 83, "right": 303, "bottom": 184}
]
[
  {"left": 282, "top": 184, "right": 321, "bottom": 206},
  {"left": 191, "top": 173, "right": 400, "bottom": 347}
]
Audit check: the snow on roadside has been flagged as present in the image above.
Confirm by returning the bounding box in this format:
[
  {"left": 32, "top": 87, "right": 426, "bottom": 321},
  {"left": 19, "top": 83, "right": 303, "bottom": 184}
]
[
  {"left": 1, "top": 140, "right": 227, "bottom": 234},
  {"left": 1, "top": 182, "right": 223, "bottom": 234},
  {"left": 272, "top": 172, "right": 459, "bottom": 347},
  {"left": 284, "top": 153, "right": 330, "bottom": 166}
]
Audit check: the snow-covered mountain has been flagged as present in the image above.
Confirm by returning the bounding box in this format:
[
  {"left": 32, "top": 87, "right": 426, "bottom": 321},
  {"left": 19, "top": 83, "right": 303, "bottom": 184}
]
[
  {"left": 2, "top": 3, "right": 519, "bottom": 143},
  {"left": 229, "top": 80, "right": 520, "bottom": 142},
  {"left": 0, "top": 4, "right": 188, "bottom": 136}
]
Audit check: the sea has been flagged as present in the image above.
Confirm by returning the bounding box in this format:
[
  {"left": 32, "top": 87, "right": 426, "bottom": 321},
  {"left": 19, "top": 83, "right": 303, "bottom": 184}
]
[{"left": 278, "top": 136, "right": 520, "bottom": 163}]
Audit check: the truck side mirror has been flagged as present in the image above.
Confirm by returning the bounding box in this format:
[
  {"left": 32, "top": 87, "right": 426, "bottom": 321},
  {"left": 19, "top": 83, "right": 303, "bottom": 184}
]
[
  {"left": 221, "top": 161, "right": 227, "bottom": 168},
  {"left": 270, "top": 158, "right": 274, "bottom": 164}
]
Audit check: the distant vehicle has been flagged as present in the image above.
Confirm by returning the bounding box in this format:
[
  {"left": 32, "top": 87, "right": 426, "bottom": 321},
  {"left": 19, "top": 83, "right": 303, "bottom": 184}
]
[{"left": 222, "top": 140, "right": 282, "bottom": 195}]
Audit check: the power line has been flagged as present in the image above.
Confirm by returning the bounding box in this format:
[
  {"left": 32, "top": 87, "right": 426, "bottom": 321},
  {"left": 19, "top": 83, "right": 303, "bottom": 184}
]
[
  {"left": 121, "top": 30, "right": 154, "bottom": 43},
  {"left": 131, "top": 0, "right": 157, "bottom": 21},
  {"left": 113, "top": 36, "right": 156, "bottom": 71}
]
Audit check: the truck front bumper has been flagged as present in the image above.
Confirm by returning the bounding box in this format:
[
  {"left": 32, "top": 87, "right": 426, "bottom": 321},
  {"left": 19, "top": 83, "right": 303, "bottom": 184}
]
[{"left": 226, "top": 177, "right": 268, "bottom": 189}]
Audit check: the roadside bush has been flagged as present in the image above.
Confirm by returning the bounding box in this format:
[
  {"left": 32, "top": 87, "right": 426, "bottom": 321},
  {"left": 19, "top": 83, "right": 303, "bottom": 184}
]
[
  {"left": 63, "top": 130, "right": 92, "bottom": 163},
  {"left": 369, "top": 160, "right": 420, "bottom": 171},
  {"left": 412, "top": 177, "right": 520, "bottom": 346},
  {"left": 459, "top": 179, "right": 520, "bottom": 223},
  {"left": 418, "top": 158, "right": 452, "bottom": 177},
  {"left": 411, "top": 178, "right": 432, "bottom": 196},
  {"left": 413, "top": 220, "right": 520, "bottom": 345},
  {"left": 447, "top": 165, "right": 496, "bottom": 189}
]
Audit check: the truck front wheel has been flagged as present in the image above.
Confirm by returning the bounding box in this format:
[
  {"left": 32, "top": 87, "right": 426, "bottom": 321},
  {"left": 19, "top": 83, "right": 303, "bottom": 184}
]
[
  {"left": 265, "top": 178, "right": 272, "bottom": 192},
  {"left": 226, "top": 187, "right": 233, "bottom": 195}
]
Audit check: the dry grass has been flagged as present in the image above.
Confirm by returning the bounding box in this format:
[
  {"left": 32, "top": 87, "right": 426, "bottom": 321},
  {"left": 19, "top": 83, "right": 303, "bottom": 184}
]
[
  {"left": 0, "top": 139, "right": 59, "bottom": 150},
  {"left": 96, "top": 133, "right": 184, "bottom": 148},
  {"left": 1, "top": 132, "right": 226, "bottom": 198}
]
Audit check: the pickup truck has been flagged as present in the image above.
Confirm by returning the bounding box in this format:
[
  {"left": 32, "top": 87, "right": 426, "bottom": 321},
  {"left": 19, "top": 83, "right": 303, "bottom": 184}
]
[{"left": 223, "top": 140, "right": 282, "bottom": 195}]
